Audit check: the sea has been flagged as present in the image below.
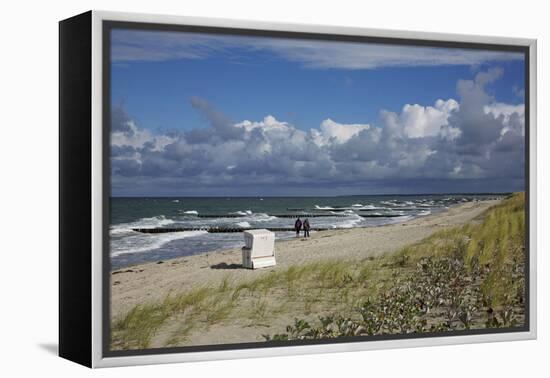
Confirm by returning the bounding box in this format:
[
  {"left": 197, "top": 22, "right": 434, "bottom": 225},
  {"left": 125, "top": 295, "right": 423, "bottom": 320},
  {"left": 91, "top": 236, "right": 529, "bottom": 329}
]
[{"left": 109, "top": 194, "right": 504, "bottom": 269}]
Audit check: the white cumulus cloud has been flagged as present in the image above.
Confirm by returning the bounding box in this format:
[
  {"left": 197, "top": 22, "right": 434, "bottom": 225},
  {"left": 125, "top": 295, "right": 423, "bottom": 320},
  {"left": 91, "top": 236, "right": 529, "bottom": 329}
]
[
  {"left": 399, "top": 99, "right": 459, "bottom": 138},
  {"left": 314, "top": 118, "right": 372, "bottom": 145}
]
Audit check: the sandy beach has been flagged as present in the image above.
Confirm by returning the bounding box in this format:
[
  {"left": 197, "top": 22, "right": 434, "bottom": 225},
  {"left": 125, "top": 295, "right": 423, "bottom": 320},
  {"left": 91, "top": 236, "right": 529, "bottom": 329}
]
[{"left": 111, "top": 199, "right": 500, "bottom": 335}]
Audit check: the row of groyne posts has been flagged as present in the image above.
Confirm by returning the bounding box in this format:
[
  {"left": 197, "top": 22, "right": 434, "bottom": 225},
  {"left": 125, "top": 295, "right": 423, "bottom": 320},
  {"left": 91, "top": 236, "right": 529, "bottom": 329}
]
[{"left": 132, "top": 212, "right": 403, "bottom": 234}]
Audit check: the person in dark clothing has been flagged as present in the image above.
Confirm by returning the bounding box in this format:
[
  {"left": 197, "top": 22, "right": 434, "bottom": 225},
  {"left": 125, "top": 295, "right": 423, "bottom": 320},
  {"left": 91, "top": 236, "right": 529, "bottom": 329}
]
[
  {"left": 294, "top": 218, "right": 302, "bottom": 237},
  {"left": 303, "top": 218, "right": 310, "bottom": 238}
]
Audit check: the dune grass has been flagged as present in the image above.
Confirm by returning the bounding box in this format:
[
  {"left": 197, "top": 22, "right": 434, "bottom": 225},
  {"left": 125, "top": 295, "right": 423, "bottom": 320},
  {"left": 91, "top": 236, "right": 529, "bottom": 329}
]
[
  {"left": 267, "top": 193, "right": 525, "bottom": 340},
  {"left": 111, "top": 257, "right": 391, "bottom": 350},
  {"left": 111, "top": 193, "right": 525, "bottom": 349}
]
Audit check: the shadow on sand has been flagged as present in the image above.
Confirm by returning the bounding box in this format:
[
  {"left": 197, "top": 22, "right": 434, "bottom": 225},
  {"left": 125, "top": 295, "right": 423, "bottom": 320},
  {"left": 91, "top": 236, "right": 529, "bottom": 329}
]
[{"left": 210, "top": 262, "right": 244, "bottom": 270}]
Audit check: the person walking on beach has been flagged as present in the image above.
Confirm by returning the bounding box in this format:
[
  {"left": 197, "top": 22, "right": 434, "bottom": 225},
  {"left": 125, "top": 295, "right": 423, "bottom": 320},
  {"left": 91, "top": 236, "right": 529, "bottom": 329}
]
[
  {"left": 303, "top": 218, "right": 310, "bottom": 238},
  {"left": 294, "top": 217, "right": 302, "bottom": 237}
]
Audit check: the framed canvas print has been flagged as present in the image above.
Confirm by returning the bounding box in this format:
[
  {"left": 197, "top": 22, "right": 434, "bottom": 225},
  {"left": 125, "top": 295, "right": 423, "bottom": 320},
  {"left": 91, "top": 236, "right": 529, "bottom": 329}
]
[{"left": 59, "top": 10, "right": 537, "bottom": 368}]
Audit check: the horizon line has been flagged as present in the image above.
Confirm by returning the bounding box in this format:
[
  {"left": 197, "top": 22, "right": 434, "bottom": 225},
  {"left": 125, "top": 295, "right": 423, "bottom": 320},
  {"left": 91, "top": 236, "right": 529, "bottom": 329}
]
[{"left": 110, "top": 191, "right": 516, "bottom": 199}]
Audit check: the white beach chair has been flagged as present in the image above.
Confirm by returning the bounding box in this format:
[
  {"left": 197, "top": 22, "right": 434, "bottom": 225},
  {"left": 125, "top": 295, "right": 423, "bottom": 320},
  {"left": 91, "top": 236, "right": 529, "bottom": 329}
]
[{"left": 242, "top": 229, "right": 276, "bottom": 269}]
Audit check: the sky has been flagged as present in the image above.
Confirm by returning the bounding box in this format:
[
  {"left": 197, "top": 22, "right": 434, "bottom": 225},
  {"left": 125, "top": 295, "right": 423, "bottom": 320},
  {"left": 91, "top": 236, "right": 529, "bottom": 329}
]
[{"left": 109, "top": 28, "right": 526, "bottom": 197}]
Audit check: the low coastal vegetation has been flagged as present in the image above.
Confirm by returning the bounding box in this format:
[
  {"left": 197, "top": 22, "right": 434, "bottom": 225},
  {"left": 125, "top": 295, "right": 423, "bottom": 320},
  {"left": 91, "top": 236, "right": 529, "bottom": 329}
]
[{"left": 111, "top": 193, "right": 525, "bottom": 350}]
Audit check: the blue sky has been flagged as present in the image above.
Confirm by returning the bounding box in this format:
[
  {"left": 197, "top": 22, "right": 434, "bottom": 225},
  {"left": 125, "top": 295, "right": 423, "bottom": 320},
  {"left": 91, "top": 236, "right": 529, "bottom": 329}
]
[{"left": 109, "top": 29, "right": 526, "bottom": 196}]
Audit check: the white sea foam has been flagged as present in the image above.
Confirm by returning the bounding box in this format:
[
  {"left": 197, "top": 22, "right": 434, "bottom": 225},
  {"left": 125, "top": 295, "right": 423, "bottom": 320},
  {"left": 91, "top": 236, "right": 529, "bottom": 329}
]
[
  {"left": 253, "top": 213, "right": 278, "bottom": 222},
  {"left": 361, "top": 204, "right": 376, "bottom": 210},
  {"left": 231, "top": 210, "right": 253, "bottom": 216},
  {"left": 110, "top": 230, "right": 208, "bottom": 257},
  {"left": 333, "top": 215, "right": 363, "bottom": 229},
  {"left": 357, "top": 204, "right": 389, "bottom": 210},
  {"left": 183, "top": 210, "right": 199, "bottom": 215},
  {"left": 142, "top": 215, "right": 174, "bottom": 226},
  {"left": 109, "top": 227, "right": 134, "bottom": 236},
  {"left": 172, "top": 199, "right": 180, "bottom": 203},
  {"left": 328, "top": 210, "right": 352, "bottom": 215},
  {"left": 110, "top": 215, "right": 175, "bottom": 236},
  {"left": 315, "top": 205, "right": 337, "bottom": 211},
  {"left": 236, "top": 221, "right": 251, "bottom": 228}
]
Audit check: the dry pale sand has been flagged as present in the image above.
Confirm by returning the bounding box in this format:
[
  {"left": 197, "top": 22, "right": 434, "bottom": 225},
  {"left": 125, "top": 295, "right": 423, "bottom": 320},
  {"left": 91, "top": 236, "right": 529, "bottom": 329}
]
[{"left": 110, "top": 199, "right": 499, "bottom": 321}]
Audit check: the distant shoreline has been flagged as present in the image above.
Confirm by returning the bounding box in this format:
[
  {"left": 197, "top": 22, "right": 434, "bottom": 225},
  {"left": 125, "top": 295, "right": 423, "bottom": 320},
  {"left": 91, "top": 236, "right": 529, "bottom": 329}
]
[
  {"left": 110, "top": 193, "right": 513, "bottom": 199},
  {"left": 110, "top": 194, "right": 506, "bottom": 269}
]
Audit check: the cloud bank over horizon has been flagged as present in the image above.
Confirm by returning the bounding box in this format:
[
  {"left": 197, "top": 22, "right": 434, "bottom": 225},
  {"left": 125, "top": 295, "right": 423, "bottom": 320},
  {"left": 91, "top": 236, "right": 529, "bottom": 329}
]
[{"left": 110, "top": 67, "right": 525, "bottom": 196}]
